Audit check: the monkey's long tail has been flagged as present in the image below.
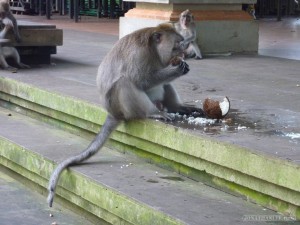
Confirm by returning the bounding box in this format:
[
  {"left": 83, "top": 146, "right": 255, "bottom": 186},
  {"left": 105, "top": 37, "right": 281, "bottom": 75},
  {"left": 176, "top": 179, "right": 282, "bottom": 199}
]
[{"left": 47, "top": 115, "right": 120, "bottom": 207}]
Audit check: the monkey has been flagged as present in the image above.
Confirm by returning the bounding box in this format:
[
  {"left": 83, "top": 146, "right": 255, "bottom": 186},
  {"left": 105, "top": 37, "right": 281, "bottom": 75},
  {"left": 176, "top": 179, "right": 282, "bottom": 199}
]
[
  {"left": 47, "top": 23, "right": 206, "bottom": 207},
  {"left": 0, "top": 0, "right": 21, "bottom": 42},
  {"left": 242, "top": 4, "right": 256, "bottom": 19},
  {"left": 0, "top": 18, "right": 29, "bottom": 71},
  {"left": 174, "top": 9, "right": 202, "bottom": 60}
]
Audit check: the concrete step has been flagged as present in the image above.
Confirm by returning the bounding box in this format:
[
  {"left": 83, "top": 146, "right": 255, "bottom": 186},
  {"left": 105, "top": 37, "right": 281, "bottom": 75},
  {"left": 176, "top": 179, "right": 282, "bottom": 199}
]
[
  {"left": 0, "top": 168, "right": 95, "bottom": 225},
  {"left": 0, "top": 76, "right": 299, "bottom": 220},
  {"left": 0, "top": 106, "right": 293, "bottom": 225}
]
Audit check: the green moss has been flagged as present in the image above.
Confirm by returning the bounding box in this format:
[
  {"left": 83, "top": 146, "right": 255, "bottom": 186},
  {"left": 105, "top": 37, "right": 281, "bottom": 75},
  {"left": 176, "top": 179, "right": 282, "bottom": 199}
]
[{"left": 214, "top": 177, "right": 300, "bottom": 219}]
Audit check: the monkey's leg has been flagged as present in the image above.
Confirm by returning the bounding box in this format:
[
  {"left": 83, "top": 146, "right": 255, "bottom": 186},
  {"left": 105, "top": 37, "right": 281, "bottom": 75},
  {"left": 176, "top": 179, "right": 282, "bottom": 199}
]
[
  {"left": 161, "top": 83, "right": 182, "bottom": 112},
  {"left": 163, "top": 84, "right": 205, "bottom": 117},
  {"left": 10, "top": 47, "right": 30, "bottom": 68},
  {"left": 0, "top": 47, "right": 17, "bottom": 72},
  {"left": 188, "top": 42, "right": 202, "bottom": 60},
  {"left": 117, "top": 80, "right": 171, "bottom": 120}
]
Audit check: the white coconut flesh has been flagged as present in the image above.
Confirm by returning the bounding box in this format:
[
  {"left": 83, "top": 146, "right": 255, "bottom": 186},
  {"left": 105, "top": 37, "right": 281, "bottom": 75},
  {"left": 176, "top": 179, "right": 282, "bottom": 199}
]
[{"left": 219, "top": 97, "right": 230, "bottom": 117}]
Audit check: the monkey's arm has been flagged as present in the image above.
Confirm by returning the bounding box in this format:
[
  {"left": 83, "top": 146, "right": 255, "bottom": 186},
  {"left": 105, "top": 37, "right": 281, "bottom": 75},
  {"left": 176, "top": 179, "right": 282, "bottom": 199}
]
[
  {"left": 177, "top": 105, "right": 206, "bottom": 117},
  {"left": 184, "top": 30, "right": 196, "bottom": 43},
  {"left": 150, "top": 59, "right": 189, "bottom": 87},
  {"left": 180, "top": 29, "right": 197, "bottom": 50},
  {"left": 0, "top": 18, "right": 13, "bottom": 38},
  {"left": 0, "top": 29, "right": 5, "bottom": 39},
  {"left": 5, "top": 12, "right": 21, "bottom": 42}
]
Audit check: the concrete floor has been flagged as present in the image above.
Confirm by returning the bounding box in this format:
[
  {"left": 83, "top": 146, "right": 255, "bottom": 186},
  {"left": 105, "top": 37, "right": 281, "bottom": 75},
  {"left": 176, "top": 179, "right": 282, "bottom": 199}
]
[
  {"left": 14, "top": 14, "right": 300, "bottom": 61},
  {"left": 259, "top": 17, "right": 300, "bottom": 60}
]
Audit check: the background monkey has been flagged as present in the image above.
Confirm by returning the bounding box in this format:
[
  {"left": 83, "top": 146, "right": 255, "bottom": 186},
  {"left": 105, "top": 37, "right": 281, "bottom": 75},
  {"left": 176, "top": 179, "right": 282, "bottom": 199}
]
[
  {"left": 47, "top": 23, "right": 206, "bottom": 207},
  {"left": 0, "top": 0, "right": 21, "bottom": 42},
  {"left": 175, "top": 9, "right": 202, "bottom": 60},
  {"left": 0, "top": 18, "right": 29, "bottom": 71}
]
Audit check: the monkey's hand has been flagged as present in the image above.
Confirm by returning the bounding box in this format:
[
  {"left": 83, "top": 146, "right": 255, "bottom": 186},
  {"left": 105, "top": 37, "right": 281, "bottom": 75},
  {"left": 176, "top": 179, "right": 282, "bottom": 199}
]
[
  {"left": 1, "top": 18, "right": 13, "bottom": 29},
  {"left": 178, "top": 59, "right": 190, "bottom": 75},
  {"left": 170, "top": 56, "right": 189, "bottom": 75},
  {"left": 170, "top": 56, "right": 183, "bottom": 66}
]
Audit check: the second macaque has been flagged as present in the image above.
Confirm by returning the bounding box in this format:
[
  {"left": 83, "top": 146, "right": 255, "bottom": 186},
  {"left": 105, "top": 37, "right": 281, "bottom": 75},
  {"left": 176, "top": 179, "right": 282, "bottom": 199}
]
[
  {"left": 0, "top": 0, "right": 21, "bottom": 42},
  {"left": 0, "top": 18, "right": 29, "bottom": 71},
  {"left": 175, "top": 9, "right": 202, "bottom": 60}
]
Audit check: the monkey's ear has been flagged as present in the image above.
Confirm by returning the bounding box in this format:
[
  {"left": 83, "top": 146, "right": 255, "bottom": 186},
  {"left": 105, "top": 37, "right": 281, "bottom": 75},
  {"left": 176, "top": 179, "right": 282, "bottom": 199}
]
[{"left": 152, "top": 32, "right": 162, "bottom": 43}]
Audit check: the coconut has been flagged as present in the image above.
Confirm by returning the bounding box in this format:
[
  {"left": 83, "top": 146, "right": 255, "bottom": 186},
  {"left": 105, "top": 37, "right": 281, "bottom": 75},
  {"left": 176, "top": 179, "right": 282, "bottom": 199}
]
[{"left": 203, "top": 97, "right": 230, "bottom": 119}]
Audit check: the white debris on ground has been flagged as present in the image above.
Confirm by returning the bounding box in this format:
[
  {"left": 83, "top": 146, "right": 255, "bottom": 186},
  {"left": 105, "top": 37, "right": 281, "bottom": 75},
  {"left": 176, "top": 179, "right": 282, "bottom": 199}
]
[
  {"left": 236, "top": 125, "right": 247, "bottom": 130},
  {"left": 187, "top": 117, "right": 217, "bottom": 125},
  {"left": 284, "top": 132, "right": 300, "bottom": 139},
  {"left": 168, "top": 113, "right": 217, "bottom": 125}
]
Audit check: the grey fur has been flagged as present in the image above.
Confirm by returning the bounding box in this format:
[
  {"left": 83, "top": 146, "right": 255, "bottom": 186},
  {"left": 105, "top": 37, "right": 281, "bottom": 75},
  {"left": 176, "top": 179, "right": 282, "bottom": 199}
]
[
  {"left": 175, "top": 9, "right": 202, "bottom": 60},
  {"left": 0, "top": 0, "right": 21, "bottom": 42},
  {"left": 47, "top": 23, "right": 204, "bottom": 207},
  {"left": 0, "top": 10, "right": 29, "bottom": 71}
]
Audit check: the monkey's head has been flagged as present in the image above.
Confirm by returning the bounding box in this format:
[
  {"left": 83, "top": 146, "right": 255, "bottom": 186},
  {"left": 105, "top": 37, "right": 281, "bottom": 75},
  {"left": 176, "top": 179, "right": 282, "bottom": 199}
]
[
  {"left": 150, "top": 23, "right": 184, "bottom": 66},
  {"left": 0, "top": 0, "right": 10, "bottom": 19},
  {"left": 180, "top": 9, "right": 194, "bottom": 29}
]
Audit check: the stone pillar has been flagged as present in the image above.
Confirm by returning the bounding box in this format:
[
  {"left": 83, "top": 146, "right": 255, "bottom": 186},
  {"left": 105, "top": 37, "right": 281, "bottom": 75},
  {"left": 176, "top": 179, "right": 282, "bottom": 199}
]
[{"left": 119, "top": 0, "right": 258, "bottom": 54}]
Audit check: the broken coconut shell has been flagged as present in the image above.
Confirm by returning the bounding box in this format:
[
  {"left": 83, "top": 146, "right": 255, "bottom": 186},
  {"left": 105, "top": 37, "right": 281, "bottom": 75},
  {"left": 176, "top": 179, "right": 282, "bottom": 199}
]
[{"left": 203, "top": 97, "right": 230, "bottom": 119}]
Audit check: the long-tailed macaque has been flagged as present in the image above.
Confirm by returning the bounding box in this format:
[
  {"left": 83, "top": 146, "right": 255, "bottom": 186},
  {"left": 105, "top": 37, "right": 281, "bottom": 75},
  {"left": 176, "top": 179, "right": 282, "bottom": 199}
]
[
  {"left": 0, "top": 0, "right": 21, "bottom": 42},
  {"left": 47, "top": 23, "right": 206, "bottom": 207},
  {"left": 0, "top": 18, "right": 29, "bottom": 71},
  {"left": 175, "top": 9, "right": 202, "bottom": 60}
]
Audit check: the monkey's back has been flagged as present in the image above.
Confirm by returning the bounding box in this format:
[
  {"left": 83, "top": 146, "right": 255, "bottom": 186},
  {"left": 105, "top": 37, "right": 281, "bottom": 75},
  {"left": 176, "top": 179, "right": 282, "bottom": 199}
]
[
  {"left": 96, "top": 24, "right": 182, "bottom": 118},
  {"left": 96, "top": 28, "right": 160, "bottom": 114}
]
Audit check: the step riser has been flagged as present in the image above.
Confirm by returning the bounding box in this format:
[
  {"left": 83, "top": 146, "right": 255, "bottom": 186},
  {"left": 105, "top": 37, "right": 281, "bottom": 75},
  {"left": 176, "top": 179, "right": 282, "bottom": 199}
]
[{"left": 0, "top": 77, "right": 299, "bottom": 219}]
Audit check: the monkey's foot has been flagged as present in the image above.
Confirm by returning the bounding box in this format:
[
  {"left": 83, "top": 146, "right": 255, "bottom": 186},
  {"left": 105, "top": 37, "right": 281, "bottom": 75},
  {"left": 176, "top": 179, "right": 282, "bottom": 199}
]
[
  {"left": 149, "top": 112, "right": 174, "bottom": 121},
  {"left": 4, "top": 66, "right": 18, "bottom": 73},
  {"left": 19, "top": 63, "right": 30, "bottom": 69}
]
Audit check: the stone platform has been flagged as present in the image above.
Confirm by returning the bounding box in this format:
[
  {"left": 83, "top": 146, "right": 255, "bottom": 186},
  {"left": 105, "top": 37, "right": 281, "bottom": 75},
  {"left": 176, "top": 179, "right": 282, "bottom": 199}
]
[{"left": 120, "top": 0, "right": 258, "bottom": 54}]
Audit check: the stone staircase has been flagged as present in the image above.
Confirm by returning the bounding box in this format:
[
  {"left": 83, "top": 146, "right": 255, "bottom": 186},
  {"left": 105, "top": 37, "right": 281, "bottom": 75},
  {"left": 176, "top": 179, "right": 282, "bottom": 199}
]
[
  {"left": 0, "top": 77, "right": 299, "bottom": 224},
  {"left": 0, "top": 105, "right": 290, "bottom": 225}
]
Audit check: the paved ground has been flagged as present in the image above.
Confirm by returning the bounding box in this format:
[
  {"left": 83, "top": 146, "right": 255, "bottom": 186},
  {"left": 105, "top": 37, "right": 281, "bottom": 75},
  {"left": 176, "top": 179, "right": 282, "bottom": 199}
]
[
  {"left": 0, "top": 14, "right": 299, "bottom": 224},
  {"left": 259, "top": 17, "right": 300, "bottom": 60}
]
